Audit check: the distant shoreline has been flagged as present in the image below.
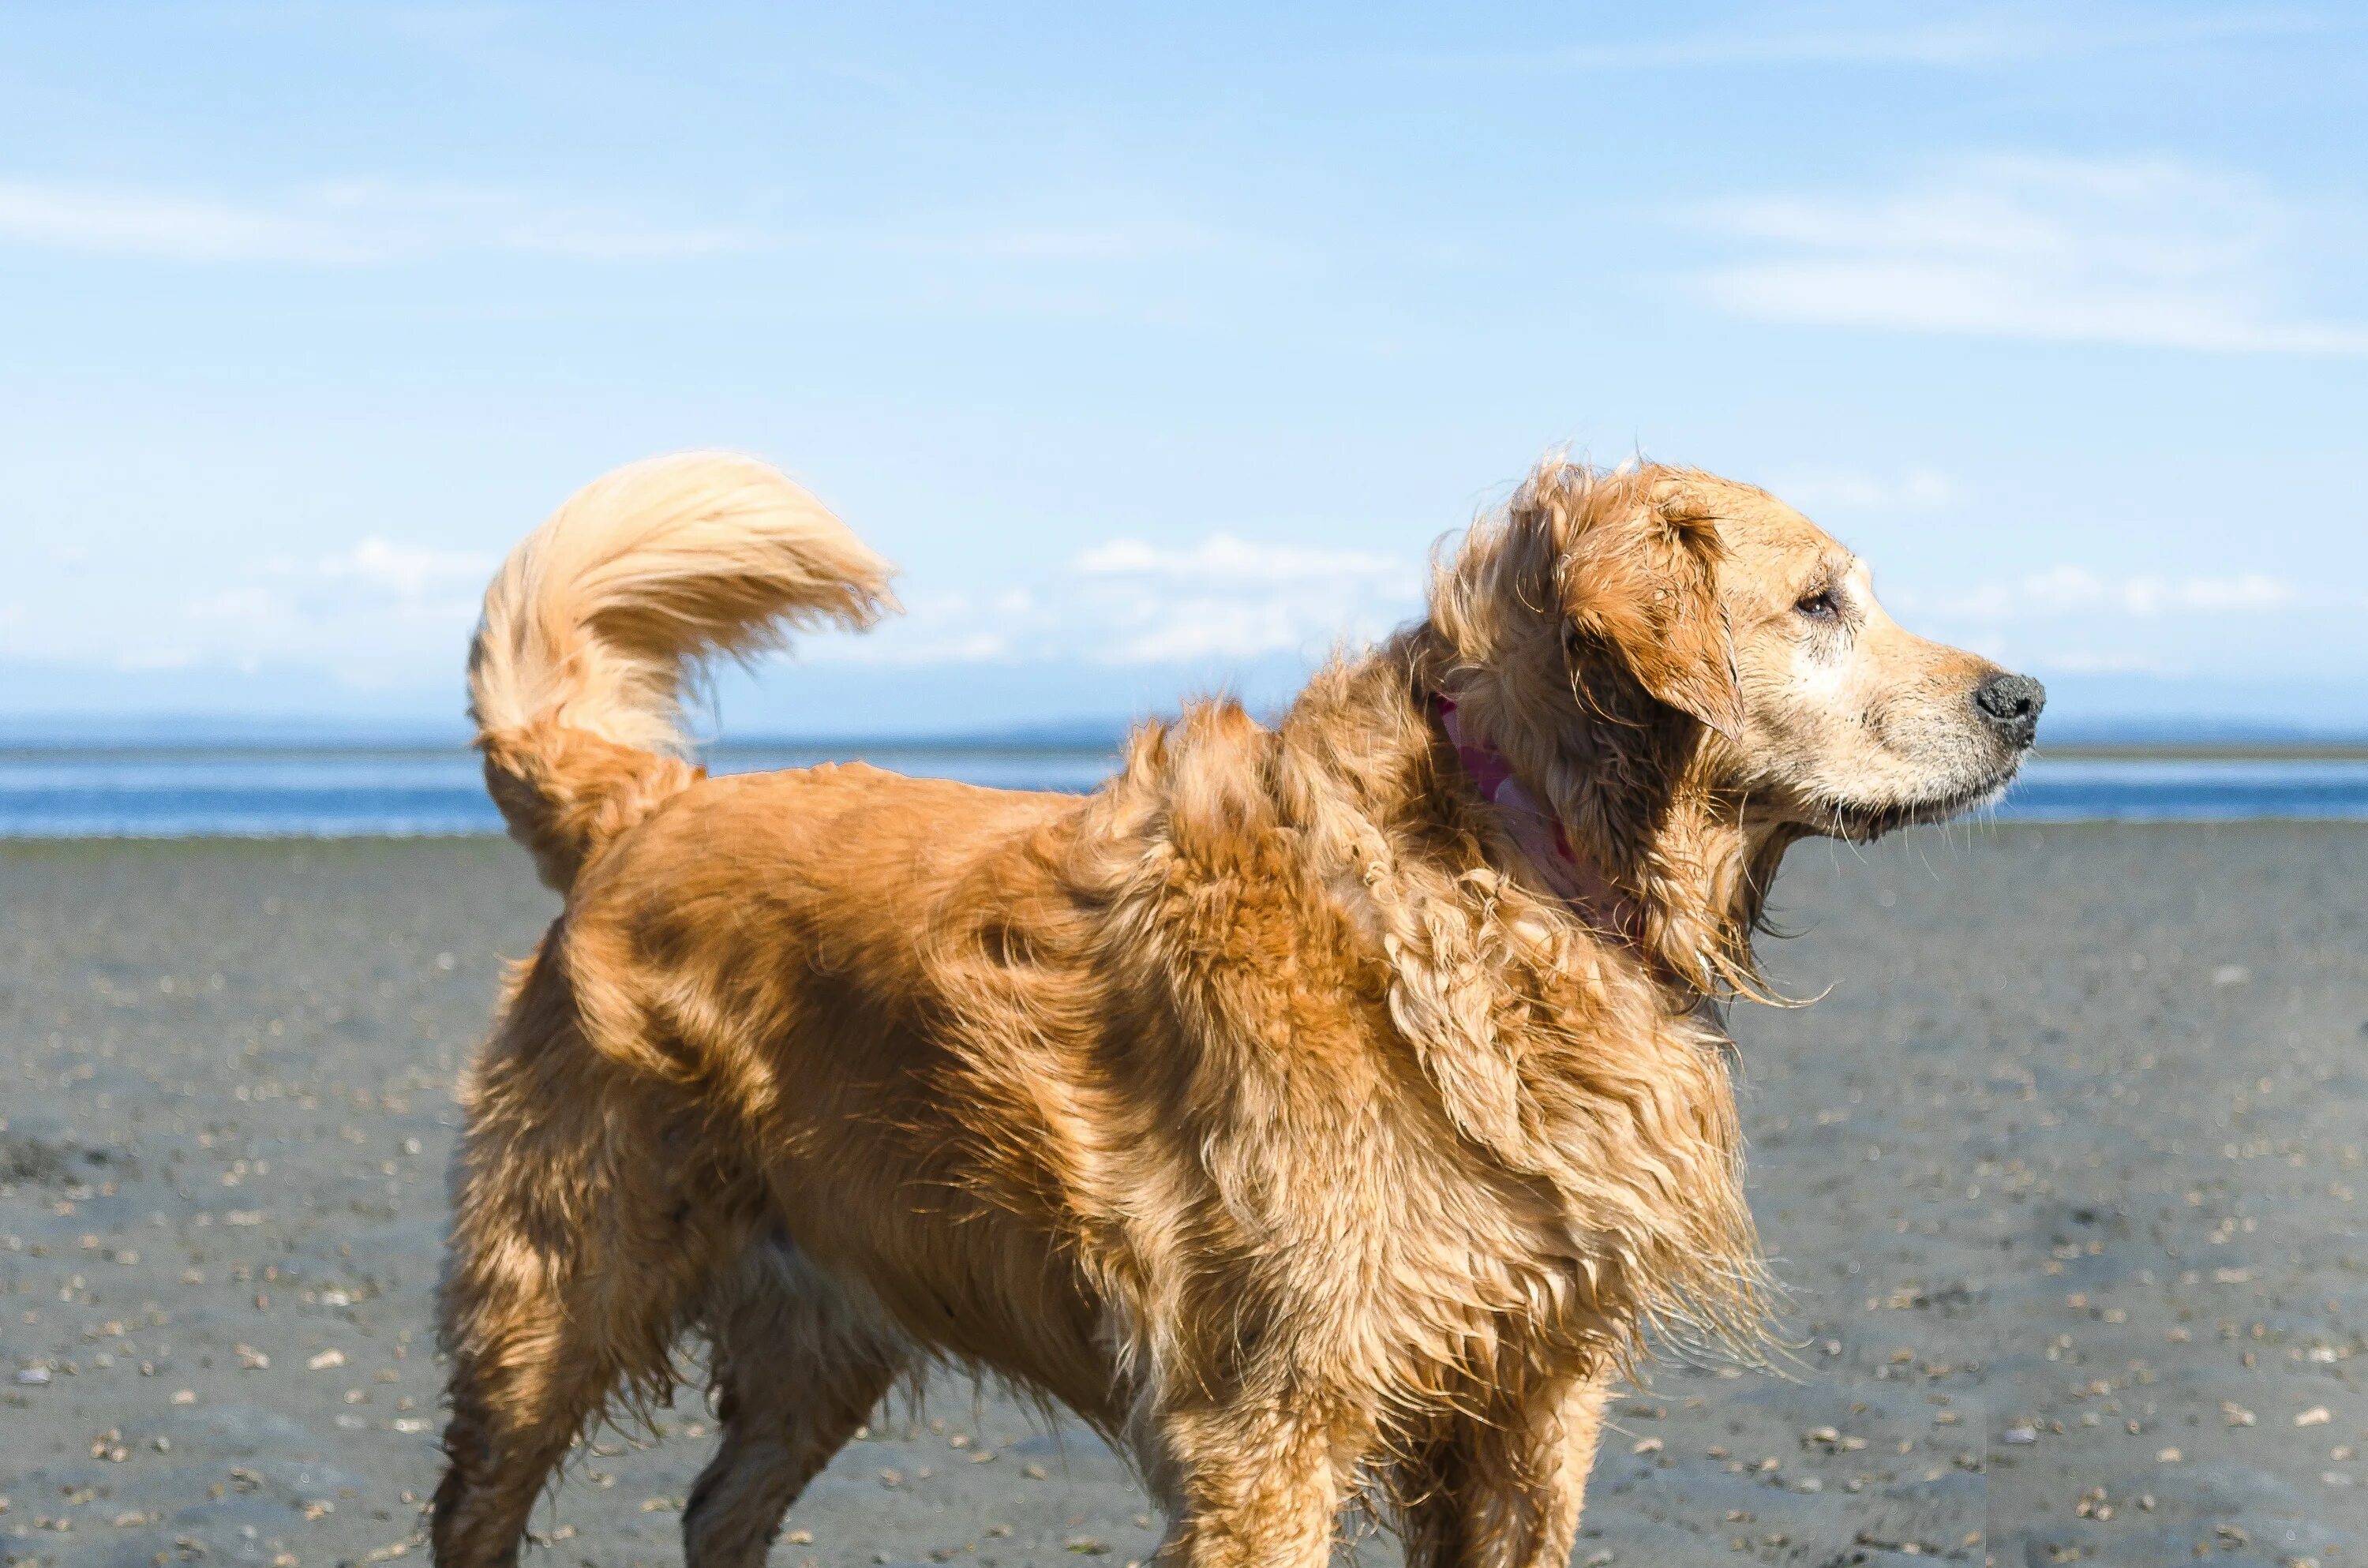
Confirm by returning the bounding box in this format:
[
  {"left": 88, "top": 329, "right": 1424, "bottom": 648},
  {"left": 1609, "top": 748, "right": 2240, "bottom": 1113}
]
[
  {"left": 2036, "top": 740, "right": 2368, "bottom": 762},
  {"left": 4, "top": 744, "right": 2366, "bottom": 836}
]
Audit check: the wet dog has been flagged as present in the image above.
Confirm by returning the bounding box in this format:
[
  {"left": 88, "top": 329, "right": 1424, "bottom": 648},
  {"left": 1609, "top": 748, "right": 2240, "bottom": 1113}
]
[{"left": 433, "top": 453, "right": 2040, "bottom": 1566}]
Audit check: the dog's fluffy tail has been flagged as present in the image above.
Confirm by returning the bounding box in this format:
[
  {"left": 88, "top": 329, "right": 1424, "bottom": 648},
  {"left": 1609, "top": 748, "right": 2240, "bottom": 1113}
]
[{"left": 468, "top": 452, "right": 895, "bottom": 891}]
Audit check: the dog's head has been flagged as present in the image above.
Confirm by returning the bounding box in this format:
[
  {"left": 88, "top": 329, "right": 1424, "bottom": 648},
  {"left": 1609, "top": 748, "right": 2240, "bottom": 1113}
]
[
  {"left": 1427, "top": 460, "right": 2040, "bottom": 852},
  {"left": 1692, "top": 473, "right": 2040, "bottom": 840}
]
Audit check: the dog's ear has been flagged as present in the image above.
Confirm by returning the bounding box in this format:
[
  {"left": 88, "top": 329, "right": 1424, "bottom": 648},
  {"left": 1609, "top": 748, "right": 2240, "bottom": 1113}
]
[{"left": 1549, "top": 477, "right": 1744, "bottom": 739}]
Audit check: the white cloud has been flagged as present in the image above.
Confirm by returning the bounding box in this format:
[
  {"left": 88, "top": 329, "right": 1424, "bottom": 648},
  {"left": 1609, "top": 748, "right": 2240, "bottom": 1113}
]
[
  {"left": 2129, "top": 574, "right": 2294, "bottom": 614},
  {"left": 1422, "top": 8, "right": 2316, "bottom": 73},
  {"left": 1766, "top": 466, "right": 1959, "bottom": 513},
  {"left": 1907, "top": 564, "right": 2300, "bottom": 619},
  {"left": 8, "top": 521, "right": 1418, "bottom": 685},
  {"left": 0, "top": 182, "right": 366, "bottom": 264},
  {"left": 822, "top": 533, "right": 1423, "bottom": 669},
  {"left": 1071, "top": 535, "right": 1416, "bottom": 663},
  {"left": 1692, "top": 155, "right": 2368, "bottom": 355},
  {"left": 816, "top": 587, "right": 1018, "bottom": 667},
  {"left": 186, "top": 586, "right": 279, "bottom": 623},
  {"left": 112, "top": 649, "right": 196, "bottom": 672},
  {"left": 1073, "top": 533, "right": 1404, "bottom": 585},
  {"left": 2036, "top": 649, "right": 2176, "bottom": 675},
  {"left": 1887, "top": 559, "right": 2354, "bottom": 683},
  {"left": 313, "top": 537, "right": 496, "bottom": 599},
  {"left": 960, "top": 223, "right": 1231, "bottom": 264},
  {"left": 0, "top": 178, "right": 751, "bottom": 265},
  {"left": 0, "top": 177, "right": 1261, "bottom": 278},
  {"left": 66, "top": 535, "right": 500, "bottom": 680}
]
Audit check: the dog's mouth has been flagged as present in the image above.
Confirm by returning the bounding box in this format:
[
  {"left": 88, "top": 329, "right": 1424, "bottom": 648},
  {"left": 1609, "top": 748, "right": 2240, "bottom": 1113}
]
[{"left": 1816, "top": 755, "right": 2029, "bottom": 842}]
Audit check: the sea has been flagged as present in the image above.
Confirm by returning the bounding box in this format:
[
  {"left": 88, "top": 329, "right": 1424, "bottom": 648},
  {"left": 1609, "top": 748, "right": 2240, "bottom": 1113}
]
[{"left": 1, "top": 736, "right": 2365, "bottom": 838}]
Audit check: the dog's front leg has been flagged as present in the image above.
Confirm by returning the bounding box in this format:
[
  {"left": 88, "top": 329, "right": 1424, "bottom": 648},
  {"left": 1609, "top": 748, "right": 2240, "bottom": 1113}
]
[
  {"left": 1399, "top": 1372, "right": 1611, "bottom": 1568},
  {"left": 1154, "top": 1394, "right": 1374, "bottom": 1568}
]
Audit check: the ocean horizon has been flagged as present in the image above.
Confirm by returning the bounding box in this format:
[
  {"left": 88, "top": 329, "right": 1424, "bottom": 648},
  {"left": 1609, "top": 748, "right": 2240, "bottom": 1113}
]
[{"left": 2, "top": 727, "right": 2365, "bottom": 837}]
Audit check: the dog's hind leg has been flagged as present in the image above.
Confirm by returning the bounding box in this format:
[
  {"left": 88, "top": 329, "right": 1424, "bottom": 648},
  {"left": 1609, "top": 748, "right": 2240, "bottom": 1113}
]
[
  {"left": 432, "top": 962, "right": 748, "bottom": 1568},
  {"left": 682, "top": 1234, "right": 909, "bottom": 1568}
]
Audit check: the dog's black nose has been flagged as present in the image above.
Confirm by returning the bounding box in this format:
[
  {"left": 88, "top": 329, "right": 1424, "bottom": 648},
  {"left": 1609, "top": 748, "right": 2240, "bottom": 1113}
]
[{"left": 1973, "top": 672, "right": 2046, "bottom": 747}]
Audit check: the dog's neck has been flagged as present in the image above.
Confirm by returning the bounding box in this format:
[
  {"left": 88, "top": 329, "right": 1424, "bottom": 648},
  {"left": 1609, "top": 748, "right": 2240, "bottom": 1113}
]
[
  {"left": 1279, "top": 644, "right": 1782, "bottom": 997},
  {"left": 1429, "top": 695, "right": 1647, "bottom": 953},
  {"left": 1403, "top": 659, "right": 1782, "bottom": 997}
]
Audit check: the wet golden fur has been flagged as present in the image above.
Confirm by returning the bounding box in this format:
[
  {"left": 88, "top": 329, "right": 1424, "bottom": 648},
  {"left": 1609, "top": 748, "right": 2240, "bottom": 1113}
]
[{"left": 433, "top": 453, "right": 2029, "bottom": 1566}]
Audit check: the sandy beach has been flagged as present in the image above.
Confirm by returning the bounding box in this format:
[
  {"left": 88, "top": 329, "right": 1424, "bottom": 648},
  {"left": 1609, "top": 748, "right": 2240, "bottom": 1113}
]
[{"left": 2, "top": 825, "right": 2363, "bottom": 1567}]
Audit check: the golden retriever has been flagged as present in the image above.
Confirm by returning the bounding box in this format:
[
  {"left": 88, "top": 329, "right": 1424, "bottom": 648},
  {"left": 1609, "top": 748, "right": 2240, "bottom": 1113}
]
[{"left": 432, "top": 452, "right": 2040, "bottom": 1566}]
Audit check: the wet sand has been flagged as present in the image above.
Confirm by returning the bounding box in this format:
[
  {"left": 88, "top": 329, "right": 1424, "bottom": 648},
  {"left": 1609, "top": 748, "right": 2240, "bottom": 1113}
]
[{"left": 2, "top": 826, "right": 2363, "bottom": 1567}]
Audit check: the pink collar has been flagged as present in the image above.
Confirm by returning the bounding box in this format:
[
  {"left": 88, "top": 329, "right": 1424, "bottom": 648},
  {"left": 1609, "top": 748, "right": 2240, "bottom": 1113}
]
[{"left": 1432, "top": 696, "right": 1647, "bottom": 952}]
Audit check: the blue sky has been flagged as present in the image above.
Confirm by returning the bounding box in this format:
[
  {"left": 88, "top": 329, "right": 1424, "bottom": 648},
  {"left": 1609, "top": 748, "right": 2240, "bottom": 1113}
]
[{"left": 2, "top": 2, "right": 2363, "bottom": 735}]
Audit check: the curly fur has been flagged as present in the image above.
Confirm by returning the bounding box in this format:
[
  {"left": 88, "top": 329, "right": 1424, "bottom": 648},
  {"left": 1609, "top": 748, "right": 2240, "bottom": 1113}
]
[{"left": 432, "top": 451, "right": 2029, "bottom": 1568}]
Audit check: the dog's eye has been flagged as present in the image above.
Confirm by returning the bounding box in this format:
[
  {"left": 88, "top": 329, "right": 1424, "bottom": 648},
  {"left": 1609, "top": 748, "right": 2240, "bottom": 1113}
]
[{"left": 1794, "top": 589, "right": 1840, "bottom": 622}]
